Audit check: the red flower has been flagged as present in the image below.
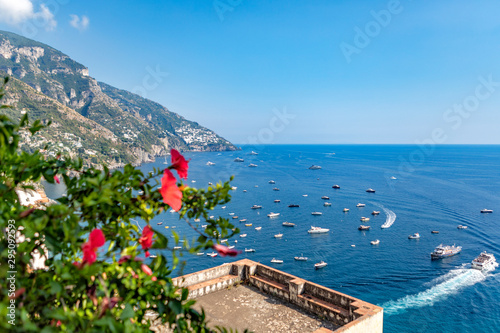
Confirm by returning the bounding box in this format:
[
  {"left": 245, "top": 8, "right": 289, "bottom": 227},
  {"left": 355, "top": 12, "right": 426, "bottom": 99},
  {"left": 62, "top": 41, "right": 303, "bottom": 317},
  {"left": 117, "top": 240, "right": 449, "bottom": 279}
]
[
  {"left": 141, "top": 264, "right": 153, "bottom": 276},
  {"left": 118, "top": 255, "right": 143, "bottom": 264},
  {"left": 81, "top": 229, "right": 106, "bottom": 265},
  {"left": 212, "top": 244, "right": 242, "bottom": 257},
  {"left": 139, "top": 225, "right": 154, "bottom": 257},
  {"left": 170, "top": 149, "right": 189, "bottom": 179},
  {"left": 54, "top": 175, "right": 60, "bottom": 184},
  {"left": 159, "top": 169, "right": 182, "bottom": 211}
]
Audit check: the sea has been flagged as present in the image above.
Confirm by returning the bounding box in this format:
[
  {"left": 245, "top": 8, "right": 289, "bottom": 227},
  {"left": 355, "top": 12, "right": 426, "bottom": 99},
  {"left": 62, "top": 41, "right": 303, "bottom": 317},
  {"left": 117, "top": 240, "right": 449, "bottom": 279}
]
[{"left": 44, "top": 144, "right": 500, "bottom": 332}]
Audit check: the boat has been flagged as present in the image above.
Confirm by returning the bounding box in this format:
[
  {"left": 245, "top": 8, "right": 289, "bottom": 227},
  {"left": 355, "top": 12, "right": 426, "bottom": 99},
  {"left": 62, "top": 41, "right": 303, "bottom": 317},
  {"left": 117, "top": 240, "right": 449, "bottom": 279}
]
[
  {"left": 274, "top": 199, "right": 281, "bottom": 203},
  {"left": 372, "top": 211, "right": 380, "bottom": 215},
  {"left": 254, "top": 185, "right": 258, "bottom": 187},
  {"left": 282, "top": 222, "right": 295, "bottom": 227},
  {"left": 221, "top": 239, "right": 228, "bottom": 243},
  {"left": 430, "top": 244, "right": 462, "bottom": 259},
  {"left": 391, "top": 176, "right": 397, "bottom": 180},
  {"left": 248, "top": 164, "right": 258, "bottom": 168},
  {"left": 228, "top": 245, "right": 235, "bottom": 249},
  {"left": 314, "top": 261, "right": 327, "bottom": 269},
  {"left": 245, "top": 223, "right": 253, "bottom": 227},
  {"left": 229, "top": 212, "right": 235, "bottom": 216},
  {"left": 408, "top": 233, "right": 420, "bottom": 239},
  {"left": 481, "top": 209, "right": 493, "bottom": 213},
  {"left": 358, "top": 225, "right": 370, "bottom": 230},
  {"left": 163, "top": 156, "right": 169, "bottom": 165},
  {"left": 196, "top": 252, "right": 205, "bottom": 256},
  {"left": 268, "top": 180, "right": 276, "bottom": 184},
  {"left": 360, "top": 217, "right": 370, "bottom": 222},
  {"left": 173, "top": 246, "right": 182, "bottom": 250},
  {"left": 366, "top": 188, "right": 376, "bottom": 193},
  {"left": 324, "top": 202, "right": 332, "bottom": 207},
  {"left": 149, "top": 255, "right": 158, "bottom": 258},
  {"left": 311, "top": 212, "right": 322, "bottom": 216},
  {"left": 245, "top": 248, "right": 256, "bottom": 252},
  {"left": 234, "top": 158, "right": 244, "bottom": 162},
  {"left": 206, "top": 161, "right": 216, "bottom": 166},
  {"left": 332, "top": 185, "right": 340, "bottom": 189},
  {"left": 294, "top": 254, "right": 308, "bottom": 261},
  {"left": 239, "top": 234, "right": 247, "bottom": 238},
  {"left": 271, "top": 258, "right": 283, "bottom": 264},
  {"left": 243, "top": 190, "right": 247, "bottom": 192},
  {"left": 356, "top": 203, "right": 366, "bottom": 207},
  {"left": 255, "top": 226, "right": 262, "bottom": 230},
  {"left": 308, "top": 226, "right": 329, "bottom": 234},
  {"left": 201, "top": 225, "right": 207, "bottom": 228},
  {"left": 231, "top": 186, "right": 238, "bottom": 190},
  {"left": 232, "top": 216, "right": 239, "bottom": 219},
  {"left": 274, "top": 233, "right": 283, "bottom": 238},
  {"left": 288, "top": 204, "right": 300, "bottom": 208},
  {"left": 251, "top": 205, "right": 262, "bottom": 209},
  {"left": 267, "top": 212, "right": 280, "bottom": 218},
  {"left": 457, "top": 225, "right": 468, "bottom": 229},
  {"left": 370, "top": 239, "right": 380, "bottom": 245},
  {"left": 343, "top": 208, "right": 350, "bottom": 212},
  {"left": 239, "top": 219, "right": 247, "bottom": 222},
  {"left": 207, "top": 252, "right": 218, "bottom": 257},
  {"left": 309, "top": 165, "right": 322, "bottom": 170},
  {"left": 302, "top": 194, "right": 308, "bottom": 197},
  {"left": 249, "top": 151, "right": 259, "bottom": 155},
  {"left": 208, "top": 182, "right": 213, "bottom": 186},
  {"left": 321, "top": 196, "right": 330, "bottom": 200},
  {"left": 273, "top": 188, "right": 280, "bottom": 191},
  {"left": 431, "top": 230, "right": 439, "bottom": 234},
  {"left": 157, "top": 222, "right": 163, "bottom": 225},
  {"left": 471, "top": 251, "right": 497, "bottom": 270}
]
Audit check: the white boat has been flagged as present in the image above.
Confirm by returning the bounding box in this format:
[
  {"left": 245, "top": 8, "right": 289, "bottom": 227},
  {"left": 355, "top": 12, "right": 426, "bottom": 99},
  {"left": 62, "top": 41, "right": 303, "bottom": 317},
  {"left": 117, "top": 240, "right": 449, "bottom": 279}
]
[
  {"left": 356, "top": 203, "right": 366, "bottom": 207},
  {"left": 430, "top": 244, "right": 462, "bottom": 259},
  {"left": 245, "top": 223, "right": 252, "bottom": 227},
  {"left": 471, "top": 251, "right": 497, "bottom": 271},
  {"left": 228, "top": 245, "right": 235, "bottom": 249},
  {"left": 343, "top": 208, "right": 350, "bottom": 212},
  {"left": 358, "top": 225, "right": 370, "bottom": 230},
  {"left": 206, "top": 161, "right": 216, "bottom": 166},
  {"left": 163, "top": 156, "right": 169, "bottom": 165},
  {"left": 309, "top": 165, "right": 322, "bottom": 170},
  {"left": 239, "top": 218, "right": 247, "bottom": 222},
  {"left": 221, "top": 239, "right": 228, "bottom": 243},
  {"left": 408, "top": 233, "right": 420, "bottom": 239},
  {"left": 157, "top": 222, "right": 163, "bottom": 225},
  {"left": 324, "top": 202, "right": 332, "bottom": 206},
  {"left": 332, "top": 185, "right": 340, "bottom": 189},
  {"left": 231, "top": 186, "right": 238, "bottom": 190},
  {"left": 229, "top": 213, "right": 235, "bottom": 216},
  {"left": 274, "top": 199, "right": 281, "bottom": 203},
  {"left": 457, "top": 225, "right": 468, "bottom": 229},
  {"left": 282, "top": 222, "right": 295, "bottom": 227},
  {"left": 201, "top": 225, "right": 207, "bottom": 228},
  {"left": 249, "top": 151, "right": 259, "bottom": 155},
  {"left": 194, "top": 218, "right": 201, "bottom": 222},
  {"left": 245, "top": 248, "right": 256, "bottom": 252},
  {"left": 302, "top": 194, "right": 308, "bottom": 197},
  {"left": 251, "top": 205, "right": 263, "bottom": 209},
  {"left": 480, "top": 209, "right": 493, "bottom": 213},
  {"left": 366, "top": 188, "right": 376, "bottom": 193},
  {"left": 149, "top": 255, "right": 158, "bottom": 258},
  {"left": 240, "top": 234, "right": 247, "bottom": 238},
  {"left": 173, "top": 246, "right": 182, "bottom": 250},
  {"left": 370, "top": 239, "right": 380, "bottom": 245},
  {"left": 360, "top": 217, "right": 370, "bottom": 222},
  {"left": 221, "top": 206, "right": 226, "bottom": 209},
  {"left": 234, "top": 158, "right": 244, "bottom": 162},
  {"left": 294, "top": 254, "right": 308, "bottom": 261},
  {"left": 273, "top": 188, "right": 280, "bottom": 191},
  {"left": 311, "top": 212, "right": 322, "bottom": 216},
  {"left": 314, "top": 261, "right": 327, "bottom": 269},
  {"left": 255, "top": 226, "right": 262, "bottom": 231},
  {"left": 308, "top": 226, "right": 329, "bottom": 234},
  {"left": 390, "top": 176, "right": 397, "bottom": 180},
  {"left": 271, "top": 258, "right": 283, "bottom": 264},
  {"left": 197, "top": 252, "right": 205, "bottom": 256},
  {"left": 268, "top": 180, "right": 276, "bottom": 184},
  {"left": 248, "top": 164, "right": 258, "bottom": 168},
  {"left": 207, "top": 252, "right": 218, "bottom": 257},
  {"left": 321, "top": 196, "right": 330, "bottom": 200},
  {"left": 267, "top": 212, "right": 280, "bottom": 218},
  {"left": 372, "top": 211, "right": 380, "bottom": 215},
  {"left": 274, "top": 233, "right": 283, "bottom": 238}
]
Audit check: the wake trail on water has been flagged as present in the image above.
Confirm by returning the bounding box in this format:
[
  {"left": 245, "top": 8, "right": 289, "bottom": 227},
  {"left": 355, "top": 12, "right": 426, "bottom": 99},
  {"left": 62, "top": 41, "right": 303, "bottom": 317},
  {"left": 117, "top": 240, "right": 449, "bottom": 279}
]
[
  {"left": 371, "top": 203, "right": 396, "bottom": 228},
  {"left": 381, "top": 266, "right": 492, "bottom": 316}
]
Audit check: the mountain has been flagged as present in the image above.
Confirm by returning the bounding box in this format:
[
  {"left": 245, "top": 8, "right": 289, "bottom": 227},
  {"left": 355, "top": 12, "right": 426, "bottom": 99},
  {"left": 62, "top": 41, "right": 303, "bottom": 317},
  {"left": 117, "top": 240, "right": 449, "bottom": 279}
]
[{"left": 0, "top": 30, "right": 237, "bottom": 166}]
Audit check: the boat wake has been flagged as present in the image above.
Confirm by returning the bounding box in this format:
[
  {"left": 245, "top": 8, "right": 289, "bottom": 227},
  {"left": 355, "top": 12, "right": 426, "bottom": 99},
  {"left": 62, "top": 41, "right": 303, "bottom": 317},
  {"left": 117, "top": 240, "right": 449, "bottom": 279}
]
[
  {"left": 373, "top": 204, "right": 396, "bottom": 228},
  {"left": 381, "top": 267, "right": 491, "bottom": 316}
]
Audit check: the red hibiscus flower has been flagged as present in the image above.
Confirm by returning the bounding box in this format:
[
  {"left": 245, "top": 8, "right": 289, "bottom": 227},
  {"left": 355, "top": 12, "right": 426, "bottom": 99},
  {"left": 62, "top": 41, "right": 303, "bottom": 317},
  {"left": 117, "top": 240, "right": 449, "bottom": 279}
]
[
  {"left": 81, "top": 229, "right": 106, "bottom": 265},
  {"left": 139, "top": 225, "right": 154, "bottom": 257},
  {"left": 141, "top": 264, "right": 153, "bottom": 276},
  {"left": 170, "top": 149, "right": 189, "bottom": 179},
  {"left": 212, "top": 244, "right": 241, "bottom": 257},
  {"left": 159, "top": 169, "right": 182, "bottom": 211},
  {"left": 54, "top": 175, "right": 60, "bottom": 184}
]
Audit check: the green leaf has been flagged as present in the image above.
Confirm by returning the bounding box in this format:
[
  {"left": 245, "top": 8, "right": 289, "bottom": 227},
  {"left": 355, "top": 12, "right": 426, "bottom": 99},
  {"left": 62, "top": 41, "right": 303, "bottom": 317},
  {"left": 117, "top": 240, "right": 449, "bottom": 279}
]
[{"left": 120, "top": 303, "right": 135, "bottom": 320}]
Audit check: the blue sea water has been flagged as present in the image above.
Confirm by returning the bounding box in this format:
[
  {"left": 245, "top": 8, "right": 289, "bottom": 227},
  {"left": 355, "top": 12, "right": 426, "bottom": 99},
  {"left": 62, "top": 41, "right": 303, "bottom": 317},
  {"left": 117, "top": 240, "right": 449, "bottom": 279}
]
[{"left": 46, "top": 144, "right": 500, "bottom": 332}]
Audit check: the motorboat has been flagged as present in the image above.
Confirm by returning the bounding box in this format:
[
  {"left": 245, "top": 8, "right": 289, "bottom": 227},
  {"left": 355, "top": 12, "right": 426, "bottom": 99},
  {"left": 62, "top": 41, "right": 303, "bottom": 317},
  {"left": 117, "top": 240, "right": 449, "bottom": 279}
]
[
  {"left": 229, "top": 213, "right": 235, "bottom": 216},
  {"left": 274, "top": 199, "right": 281, "bottom": 203},
  {"left": 391, "top": 176, "right": 397, "bottom": 180},
  {"left": 366, "top": 188, "right": 376, "bottom": 193},
  {"left": 274, "top": 233, "right": 283, "bottom": 238},
  {"left": 157, "top": 222, "right": 163, "bottom": 225},
  {"left": 248, "top": 164, "right": 258, "bottom": 168},
  {"left": 231, "top": 186, "right": 238, "bottom": 190},
  {"left": 207, "top": 252, "right": 218, "bottom": 257},
  {"left": 208, "top": 182, "right": 213, "bottom": 186},
  {"left": 249, "top": 151, "right": 259, "bottom": 155},
  {"left": 288, "top": 204, "right": 300, "bottom": 208},
  {"left": 243, "top": 190, "right": 247, "bottom": 193},
  {"left": 255, "top": 226, "right": 262, "bottom": 230},
  {"left": 240, "top": 234, "right": 247, "bottom": 238},
  {"left": 245, "top": 223, "right": 253, "bottom": 227},
  {"left": 209, "top": 215, "right": 215, "bottom": 219},
  {"left": 282, "top": 222, "right": 295, "bottom": 227},
  {"left": 221, "top": 239, "right": 228, "bottom": 243},
  {"left": 360, "top": 217, "right": 370, "bottom": 222},
  {"left": 232, "top": 216, "right": 239, "bottom": 219},
  {"left": 149, "top": 255, "right": 158, "bottom": 258},
  {"left": 356, "top": 203, "right": 366, "bottom": 207},
  {"left": 372, "top": 211, "right": 380, "bottom": 215},
  {"left": 271, "top": 258, "right": 284, "bottom": 264},
  {"left": 370, "top": 239, "right": 380, "bottom": 245},
  {"left": 245, "top": 248, "right": 256, "bottom": 253},
  {"left": 239, "top": 218, "right": 247, "bottom": 222},
  {"left": 332, "top": 185, "right": 340, "bottom": 189},
  {"left": 358, "top": 225, "right": 370, "bottom": 230},
  {"left": 311, "top": 212, "right": 322, "bottom": 216},
  {"left": 251, "top": 205, "right": 263, "bottom": 209},
  {"left": 481, "top": 209, "right": 493, "bottom": 213},
  {"left": 321, "top": 196, "right": 330, "bottom": 200},
  {"left": 308, "top": 226, "right": 330, "bottom": 234},
  {"left": 471, "top": 251, "right": 497, "bottom": 271},
  {"left": 314, "top": 261, "right": 327, "bottom": 269},
  {"left": 234, "top": 158, "right": 244, "bottom": 162},
  {"left": 408, "top": 233, "right": 420, "bottom": 239},
  {"left": 221, "top": 206, "right": 227, "bottom": 209},
  {"left": 294, "top": 255, "right": 308, "bottom": 261},
  {"left": 228, "top": 245, "right": 235, "bottom": 249},
  {"left": 324, "top": 202, "right": 332, "bottom": 207},
  {"left": 268, "top": 180, "right": 276, "bottom": 184},
  {"left": 343, "top": 208, "right": 350, "bottom": 212},
  {"left": 197, "top": 252, "right": 205, "bottom": 256},
  {"left": 309, "top": 165, "right": 322, "bottom": 170},
  {"left": 273, "top": 188, "right": 280, "bottom": 191},
  {"left": 267, "top": 212, "right": 280, "bottom": 218},
  {"left": 173, "top": 246, "right": 182, "bottom": 250},
  {"left": 302, "top": 194, "right": 308, "bottom": 197},
  {"left": 457, "top": 225, "right": 468, "bottom": 229},
  {"left": 206, "top": 161, "right": 216, "bottom": 166},
  {"left": 431, "top": 244, "right": 462, "bottom": 259},
  {"left": 431, "top": 230, "right": 440, "bottom": 234}
]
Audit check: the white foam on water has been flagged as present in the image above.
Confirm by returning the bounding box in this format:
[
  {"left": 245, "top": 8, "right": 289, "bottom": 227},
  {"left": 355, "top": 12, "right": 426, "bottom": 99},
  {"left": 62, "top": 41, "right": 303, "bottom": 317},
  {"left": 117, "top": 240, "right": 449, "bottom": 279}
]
[
  {"left": 374, "top": 204, "right": 396, "bottom": 228},
  {"left": 382, "top": 268, "right": 491, "bottom": 316}
]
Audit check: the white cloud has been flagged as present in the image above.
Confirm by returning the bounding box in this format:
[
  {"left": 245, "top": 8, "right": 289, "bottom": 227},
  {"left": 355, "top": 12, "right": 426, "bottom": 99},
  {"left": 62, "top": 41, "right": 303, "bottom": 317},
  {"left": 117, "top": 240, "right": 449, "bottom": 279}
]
[
  {"left": 0, "top": 0, "right": 57, "bottom": 31},
  {"left": 69, "top": 14, "right": 89, "bottom": 32}
]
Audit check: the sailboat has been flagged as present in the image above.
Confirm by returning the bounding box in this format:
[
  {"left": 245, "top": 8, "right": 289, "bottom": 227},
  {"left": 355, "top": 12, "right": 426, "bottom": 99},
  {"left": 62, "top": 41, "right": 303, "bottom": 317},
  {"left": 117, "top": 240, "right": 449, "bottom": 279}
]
[{"left": 163, "top": 156, "right": 168, "bottom": 165}]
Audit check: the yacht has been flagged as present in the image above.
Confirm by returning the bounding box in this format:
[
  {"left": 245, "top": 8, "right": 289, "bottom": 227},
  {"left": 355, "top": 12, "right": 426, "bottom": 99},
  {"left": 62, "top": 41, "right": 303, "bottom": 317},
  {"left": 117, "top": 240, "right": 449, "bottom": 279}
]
[
  {"left": 149, "top": 255, "right": 158, "bottom": 258},
  {"left": 245, "top": 248, "right": 256, "bottom": 253},
  {"left": 314, "top": 261, "right": 327, "bottom": 269},
  {"left": 274, "top": 233, "right": 283, "bottom": 238},
  {"left": 243, "top": 190, "right": 247, "bottom": 193},
  {"left": 370, "top": 239, "right": 380, "bottom": 245},
  {"left": 282, "top": 222, "right": 295, "bottom": 227},
  {"left": 248, "top": 164, "right": 258, "bottom": 168},
  {"left": 321, "top": 196, "right": 330, "bottom": 200},
  {"left": 372, "top": 211, "right": 380, "bottom": 215},
  {"left": 356, "top": 203, "right": 366, "bottom": 207},
  {"left": 311, "top": 212, "right": 322, "bottom": 216},
  {"left": 206, "top": 161, "right": 216, "bottom": 166},
  {"left": 471, "top": 251, "right": 497, "bottom": 271},
  {"left": 294, "top": 255, "right": 308, "bottom": 261},
  {"left": 360, "top": 217, "right": 370, "bottom": 222},
  {"left": 271, "top": 258, "right": 284, "bottom": 264},
  {"left": 274, "top": 199, "right": 281, "bottom": 203},
  {"left": 255, "top": 226, "right": 262, "bottom": 231},
  {"left": 430, "top": 244, "right": 462, "bottom": 259},
  {"left": 207, "top": 252, "right": 218, "bottom": 257},
  {"left": 231, "top": 186, "right": 238, "bottom": 190},
  {"left": 273, "top": 188, "right": 280, "bottom": 191},
  {"left": 358, "top": 225, "right": 370, "bottom": 230},
  {"left": 481, "top": 209, "right": 493, "bottom": 213},
  {"left": 249, "top": 151, "right": 259, "bottom": 155},
  {"left": 324, "top": 202, "right": 332, "bottom": 207},
  {"left": 308, "top": 226, "right": 330, "bottom": 234},
  {"left": 288, "top": 204, "right": 300, "bottom": 208},
  {"left": 268, "top": 180, "right": 276, "bottom": 184},
  {"left": 228, "top": 245, "right": 235, "bottom": 249},
  {"left": 240, "top": 234, "right": 247, "bottom": 238},
  {"left": 234, "top": 158, "right": 244, "bottom": 162},
  {"left": 251, "top": 205, "right": 262, "bottom": 209},
  {"left": 408, "top": 233, "right": 420, "bottom": 239},
  {"left": 332, "top": 185, "right": 341, "bottom": 189},
  {"left": 343, "top": 208, "right": 350, "bottom": 212},
  {"left": 309, "top": 165, "right": 322, "bottom": 170},
  {"left": 457, "top": 225, "right": 468, "bottom": 229},
  {"left": 267, "top": 212, "right": 280, "bottom": 218},
  {"left": 366, "top": 188, "right": 376, "bottom": 193}
]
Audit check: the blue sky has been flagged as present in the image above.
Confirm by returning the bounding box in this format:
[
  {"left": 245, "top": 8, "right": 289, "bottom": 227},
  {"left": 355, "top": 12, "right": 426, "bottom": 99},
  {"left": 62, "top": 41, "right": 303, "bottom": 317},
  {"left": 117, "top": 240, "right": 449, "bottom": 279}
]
[{"left": 1, "top": 0, "right": 500, "bottom": 144}]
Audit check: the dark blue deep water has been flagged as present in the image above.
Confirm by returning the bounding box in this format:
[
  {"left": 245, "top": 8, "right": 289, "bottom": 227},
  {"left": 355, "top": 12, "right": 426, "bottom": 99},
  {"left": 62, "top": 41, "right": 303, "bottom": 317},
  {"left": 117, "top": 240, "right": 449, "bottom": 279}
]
[{"left": 46, "top": 145, "right": 500, "bottom": 332}]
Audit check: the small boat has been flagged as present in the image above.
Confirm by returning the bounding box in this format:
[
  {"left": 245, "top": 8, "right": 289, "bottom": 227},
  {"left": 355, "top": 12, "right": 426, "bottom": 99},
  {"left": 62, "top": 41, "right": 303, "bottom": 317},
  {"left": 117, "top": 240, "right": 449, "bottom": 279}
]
[
  {"left": 194, "top": 218, "right": 201, "bottom": 222},
  {"left": 254, "top": 185, "right": 258, "bottom": 187},
  {"left": 249, "top": 151, "right": 259, "bottom": 155},
  {"left": 351, "top": 244, "right": 356, "bottom": 247},
  {"left": 239, "top": 219, "right": 247, "bottom": 222},
  {"left": 234, "top": 158, "right": 244, "bottom": 162},
  {"left": 408, "top": 233, "right": 420, "bottom": 239},
  {"left": 255, "top": 226, "right": 262, "bottom": 231},
  {"left": 169, "top": 209, "right": 176, "bottom": 213},
  {"left": 294, "top": 254, "right": 308, "bottom": 261},
  {"left": 356, "top": 203, "right": 366, "bottom": 207},
  {"left": 457, "top": 225, "right": 468, "bottom": 229},
  {"left": 149, "top": 255, "right": 158, "bottom": 258},
  {"left": 343, "top": 208, "right": 350, "bottom": 212},
  {"left": 248, "top": 164, "right": 258, "bottom": 168},
  {"left": 228, "top": 245, "right": 235, "bottom": 249},
  {"left": 288, "top": 204, "right": 300, "bottom": 208},
  {"left": 243, "top": 190, "right": 247, "bottom": 193},
  {"left": 366, "top": 188, "right": 376, "bottom": 193},
  {"left": 358, "top": 225, "right": 370, "bottom": 230},
  {"left": 209, "top": 215, "right": 215, "bottom": 219},
  {"left": 360, "top": 217, "right": 370, "bottom": 222},
  {"left": 206, "top": 161, "right": 216, "bottom": 166},
  {"left": 229, "top": 213, "right": 235, "bottom": 216},
  {"left": 251, "top": 205, "right": 263, "bottom": 209},
  {"left": 282, "top": 222, "right": 295, "bottom": 227},
  {"left": 332, "top": 185, "right": 340, "bottom": 189},
  {"left": 274, "top": 233, "right": 283, "bottom": 238},
  {"left": 273, "top": 188, "right": 280, "bottom": 191},
  {"left": 481, "top": 209, "right": 493, "bottom": 213},
  {"left": 165, "top": 226, "right": 170, "bottom": 229},
  {"left": 431, "top": 230, "right": 439, "bottom": 234},
  {"left": 201, "top": 225, "right": 207, "bottom": 228},
  {"left": 308, "top": 226, "right": 329, "bottom": 234},
  {"left": 207, "top": 252, "right": 218, "bottom": 257},
  {"left": 471, "top": 251, "right": 497, "bottom": 271},
  {"left": 157, "top": 222, "right": 163, "bottom": 225},
  {"left": 309, "top": 165, "right": 322, "bottom": 170},
  {"left": 391, "top": 176, "right": 397, "bottom": 180},
  {"left": 271, "top": 258, "right": 283, "bottom": 264},
  {"left": 274, "top": 199, "right": 281, "bottom": 203},
  {"left": 324, "top": 202, "right": 332, "bottom": 207},
  {"left": 231, "top": 186, "right": 238, "bottom": 190},
  {"left": 245, "top": 223, "right": 253, "bottom": 227},
  {"left": 245, "top": 248, "right": 256, "bottom": 253},
  {"left": 208, "top": 182, "right": 213, "bottom": 186},
  {"left": 232, "top": 216, "right": 239, "bottom": 219},
  {"left": 311, "top": 212, "right": 322, "bottom": 216},
  {"left": 371, "top": 211, "right": 380, "bottom": 215},
  {"left": 314, "top": 261, "right": 327, "bottom": 269},
  {"left": 221, "top": 239, "right": 228, "bottom": 243},
  {"left": 431, "top": 244, "right": 462, "bottom": 259},
  {"left": 267, "top": 212, "right": 280, "bottom": 218},
  {"left": 370, "top": 239, "right": 380, "bottom": 245},
  {"left": 197, "top": 252, "right": 205, "bottom": 256},
  {"left": 321, "top": 196, "right": 330, "bottom": 200},
  {"left": 173, "top": 246, "right": 182, "bottom": 250},
  {"left": 302, "top": 194, "right": 308, "bottom": 197},
  {"left": 268, "top": 180, "right": 276, "bottom": 184},
  {"left": 240, "top": 234, "right": 247, "bottom": 238}
]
